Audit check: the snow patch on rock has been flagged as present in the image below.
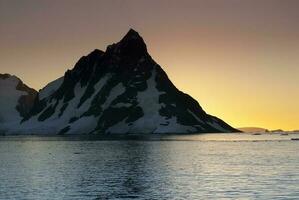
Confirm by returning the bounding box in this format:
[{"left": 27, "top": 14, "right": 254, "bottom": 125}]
[
  {"left": 0, "top": 76, "right": 26, "bottom": 123},
  {"left": 130, "top": 67, "right": 167, "bottom": 133},
  {"left": 68, "top": 116, "right": 98, "bottom": 134},
  {"left": 102, "top": 83, "right": 126, "bottom": 109},
  {"left": 14, "top": 75, "right": 113, "bottom": 134},
  {"left": 39, "top": 77, "right": 63, "bottom": 100}
]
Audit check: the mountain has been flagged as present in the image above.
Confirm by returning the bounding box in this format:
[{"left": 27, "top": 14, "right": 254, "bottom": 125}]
[
  {"left": 0, "top": 74, "right": 37, "bottom": 131},
  {"left": 1, "top": 29, "right": 238, "bottom": 135},
  {"left": 238, "top": 127, "right": 269, "bottom": 133}
]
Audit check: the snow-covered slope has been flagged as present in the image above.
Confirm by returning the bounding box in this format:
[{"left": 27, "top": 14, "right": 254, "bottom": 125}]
[
  {"left": 39, "top": 77, "right": 64, "bottom": 100},
  {"left": 2, "top": 29, "right": 238, "bottom": 135},
  {"left": 0, "top": 74, "right": 37, "bottom": 133}
]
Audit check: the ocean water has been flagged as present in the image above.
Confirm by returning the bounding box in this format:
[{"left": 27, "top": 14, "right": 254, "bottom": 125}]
[{"left": 0, "top": 133, "right": 299, "bottom": 200}]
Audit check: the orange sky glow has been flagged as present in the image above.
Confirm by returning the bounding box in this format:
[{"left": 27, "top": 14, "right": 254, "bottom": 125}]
[{"left": 0, "top": 0, "right": 298, "bottom": 130}]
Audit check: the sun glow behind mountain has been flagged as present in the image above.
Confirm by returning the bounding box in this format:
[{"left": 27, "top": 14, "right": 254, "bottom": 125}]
[{"left": 0, "top": 0, "right": 298, "bottom": 130}]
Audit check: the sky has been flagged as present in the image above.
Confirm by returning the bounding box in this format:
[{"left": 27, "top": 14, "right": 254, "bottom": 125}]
[{"left": 0, "top": 0, "right": 299, "bottom": 130}]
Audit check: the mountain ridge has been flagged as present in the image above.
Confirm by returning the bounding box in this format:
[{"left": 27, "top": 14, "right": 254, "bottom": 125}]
[{"left": 0, "top": 29, "right": 239, "bottom": 135}]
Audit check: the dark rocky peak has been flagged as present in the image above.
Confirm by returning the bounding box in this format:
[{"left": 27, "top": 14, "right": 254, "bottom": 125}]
[
  {"left": 0, "top": 73, "right": 12, "bottom": 80},
  {"left": 16, "top": 79, "right": 37, "bottom": 95},
  {"left": 121, "top": 29, "right": 145, "bottom": 44},
  {"left": 73, "top": 49, "right": 104, "bottom": 73},
  {"left": 64, "top": 49, "right": 104, "bottom": 86},
  {"left": 87, "top": 49, "right": 104, "bottom": 60},
  {"left": 106, "top": 29, "right": 148, "bottom": 60}
]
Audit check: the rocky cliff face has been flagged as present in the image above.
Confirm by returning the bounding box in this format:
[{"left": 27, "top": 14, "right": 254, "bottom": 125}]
[{"left": 1, "top": 29, "right": 238, "bottom": 134}]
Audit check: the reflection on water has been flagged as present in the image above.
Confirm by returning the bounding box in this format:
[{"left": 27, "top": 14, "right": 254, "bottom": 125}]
[{"left": 0, "top": 133, "right": 299, "bottom": 199}]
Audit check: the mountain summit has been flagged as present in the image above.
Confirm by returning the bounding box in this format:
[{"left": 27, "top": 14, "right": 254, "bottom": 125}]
[
  {"left": 0, "top": 29, "right": 238, "bottom": 134},
  {"left": 114, "top": 28, "right": 148, "bottom": 58}
]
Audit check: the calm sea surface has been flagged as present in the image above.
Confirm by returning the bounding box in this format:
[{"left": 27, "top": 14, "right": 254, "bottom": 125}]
[{"left": 0, "top": 133, "right": 299, "bottom": 200}]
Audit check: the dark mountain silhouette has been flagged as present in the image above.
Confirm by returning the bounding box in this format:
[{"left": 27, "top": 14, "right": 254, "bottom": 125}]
[{"left": 0, "top": 29, "right": 238, "bottom": 134}]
